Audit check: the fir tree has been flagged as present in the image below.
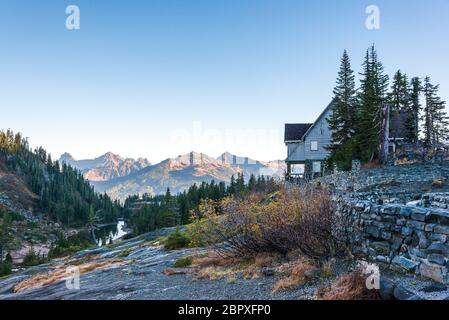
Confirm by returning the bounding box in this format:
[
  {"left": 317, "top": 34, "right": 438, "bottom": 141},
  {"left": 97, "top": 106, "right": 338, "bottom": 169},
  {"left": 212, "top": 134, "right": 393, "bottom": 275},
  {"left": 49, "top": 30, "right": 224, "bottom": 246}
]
[
  {"left": 247, "top": 174, "right": 256, "bottom": 192},
  {"left": 388, "top": 70, "right": 410, "bottom": 112},
  {"left": 0, "top": 212, "right": 13, "bottom": 265},
  {"left": 371, "top": 46, "right": 389, "bottom": 106},
  {"left": 422, "top": 77, "right": 449, "bottom": 147},
  {"left": 408, "top": 77, "right": 422, "bottom": 143},
  {"left": 388, "top": 71, "right": 422, "bottom": 143},
  {"left": 326, "top": 50, "right": 357, "bottom": 170},
  {"left": 161, "top": 188, "right": 179, "bottom": 226},
  {"left": 355, "top": 45, "right": 389, "bottom": 162}
]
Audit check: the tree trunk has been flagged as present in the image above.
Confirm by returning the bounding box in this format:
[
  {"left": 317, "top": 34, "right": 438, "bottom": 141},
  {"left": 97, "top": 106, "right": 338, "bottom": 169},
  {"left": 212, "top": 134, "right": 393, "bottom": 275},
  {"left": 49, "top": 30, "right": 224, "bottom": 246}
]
[{"left": 379, "top": 104, "right": 390, "bottom": 164}]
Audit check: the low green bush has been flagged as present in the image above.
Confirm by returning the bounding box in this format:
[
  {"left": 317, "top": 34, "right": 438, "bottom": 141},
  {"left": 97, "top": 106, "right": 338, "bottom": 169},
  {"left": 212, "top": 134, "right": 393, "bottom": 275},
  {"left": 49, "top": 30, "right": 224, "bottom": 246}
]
[
  {"left": 163, "top": 229, "right": 191, "bottom": 250},
  {"left": 0, "top": 207, "right": 24, "bottom": 222},
  {"left": 173, "top": 256, "right": 192, "bottom": 268},
  {"left": 0, "top": 262, "right": 12, "bottom": 277},
  {"left": 48, "top": 245, "right": 83, "bottom": 258},
  {"left": 117, "top": 248, "right": 133, "bottom": 258},
  {"left": 48, "top": 230, "right": 93, "bottom": 259},
  {"left": 22, "top": 248, "right": 47, "bottom": 267}
]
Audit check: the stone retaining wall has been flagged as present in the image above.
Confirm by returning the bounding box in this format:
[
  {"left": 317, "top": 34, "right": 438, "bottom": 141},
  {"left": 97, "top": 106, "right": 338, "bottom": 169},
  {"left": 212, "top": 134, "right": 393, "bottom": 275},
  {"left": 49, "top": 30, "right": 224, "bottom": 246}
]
[
  {"left": 340, "top": 192, "right": 449, "bottom": 284},
  {"left": 319, "top": 162, "right": 449, "bottom": 193}
]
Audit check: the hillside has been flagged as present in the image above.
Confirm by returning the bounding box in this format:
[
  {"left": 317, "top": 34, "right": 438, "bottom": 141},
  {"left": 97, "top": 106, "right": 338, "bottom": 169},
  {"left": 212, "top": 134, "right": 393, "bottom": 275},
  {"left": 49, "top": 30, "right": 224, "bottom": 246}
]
[
  {"left": 0, "top": 130, "right": 122, "bottom": 265},
  {"left": 0, "top": 131, "right": 118, "bottom": 227},
  {"left": 0, "top": 158, "right": 64, "bottom": 264},
  {"left": 59, "top": 152, "right": 151, "bottom": 182},
  {"left": 91, "top": 151, "right": 286, "bottom": 201},
  {"left": 2, "top": 222, "right": 446, "bottom": 300},
  {"left": 0, "top": 160, "right": 37, "bottom": 216}
]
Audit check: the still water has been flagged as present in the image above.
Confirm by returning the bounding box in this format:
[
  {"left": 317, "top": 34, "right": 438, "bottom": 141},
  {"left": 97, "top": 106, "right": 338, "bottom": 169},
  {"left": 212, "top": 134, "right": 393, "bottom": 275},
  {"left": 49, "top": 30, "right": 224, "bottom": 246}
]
[{"left": 95, "top": 220, "right": 128, "bottom": 247}]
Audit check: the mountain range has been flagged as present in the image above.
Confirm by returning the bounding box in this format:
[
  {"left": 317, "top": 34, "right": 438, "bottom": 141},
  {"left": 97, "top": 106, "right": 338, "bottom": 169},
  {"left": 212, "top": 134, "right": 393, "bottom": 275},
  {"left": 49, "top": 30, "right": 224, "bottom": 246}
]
[
  {"left": 59, "top": 152, "right": 151, "bottom": 182},
  {"left": 60, "top": 151, "right": 286, "bottom": 201}
]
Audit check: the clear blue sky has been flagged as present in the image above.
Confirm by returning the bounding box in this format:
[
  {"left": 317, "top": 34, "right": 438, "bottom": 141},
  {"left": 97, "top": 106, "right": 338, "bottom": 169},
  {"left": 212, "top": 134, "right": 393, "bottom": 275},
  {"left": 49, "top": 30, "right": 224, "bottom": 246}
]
[{"left": 1, "top": 0, "right": 448, "bottom": 163}]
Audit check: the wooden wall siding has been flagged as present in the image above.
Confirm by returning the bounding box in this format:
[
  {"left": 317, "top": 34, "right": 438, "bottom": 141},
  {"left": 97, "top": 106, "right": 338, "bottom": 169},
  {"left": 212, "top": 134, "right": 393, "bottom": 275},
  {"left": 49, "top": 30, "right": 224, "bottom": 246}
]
[
  {"left": 304, "top": 108, "right": 333, "bottom": 160},
  {"left": 285, "top": 104, "right": 334, "bottom": 163},
  {"left": 287, "top": 142, "right": 306, "bottom": 162}
]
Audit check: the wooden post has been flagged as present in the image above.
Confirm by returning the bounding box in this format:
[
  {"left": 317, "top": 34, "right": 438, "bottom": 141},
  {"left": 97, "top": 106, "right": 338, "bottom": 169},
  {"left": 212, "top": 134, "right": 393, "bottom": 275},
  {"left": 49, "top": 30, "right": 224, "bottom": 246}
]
[{"left": 379, "top": 104, "right": 390, "bottom": 164}]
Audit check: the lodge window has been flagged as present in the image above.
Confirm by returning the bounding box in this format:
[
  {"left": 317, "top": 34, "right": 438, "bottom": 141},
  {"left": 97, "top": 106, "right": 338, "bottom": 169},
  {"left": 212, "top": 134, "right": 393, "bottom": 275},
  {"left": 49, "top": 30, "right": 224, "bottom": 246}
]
[
  {"left": 310, "top": 140, "right": 318, "bottom": 151},
  {"left": 313, "top": 161, "right": 321, "bottom": 173},
  {"left": 291, "top": 163, "right": 305, "bottom": 175}
]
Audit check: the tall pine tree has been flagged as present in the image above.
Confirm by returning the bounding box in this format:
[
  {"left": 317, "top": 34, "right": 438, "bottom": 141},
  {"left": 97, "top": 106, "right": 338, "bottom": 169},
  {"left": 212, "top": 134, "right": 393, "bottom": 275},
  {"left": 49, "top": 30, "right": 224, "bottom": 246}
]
[
  {"left": 408, "top": 77, "right": 422, "bottom": 143},
  {"left": 422, "top": 76, "right": 449, "bottom": 147},
  {"left": 388, "top": 70, "right": 410, "bottom": 112},
  {"left": 326, "top": 50, "right": 357, "bottom": 170},
  {"left": 355, "top": 45, "right": 389, "bottom": 162}
]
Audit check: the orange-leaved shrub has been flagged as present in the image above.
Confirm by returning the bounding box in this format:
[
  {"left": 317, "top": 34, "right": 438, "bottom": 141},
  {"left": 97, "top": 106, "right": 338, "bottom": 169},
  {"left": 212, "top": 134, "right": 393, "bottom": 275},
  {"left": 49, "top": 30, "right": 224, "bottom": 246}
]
[{"left": 194, "top": 185, "right": 351, "bottom": 260}]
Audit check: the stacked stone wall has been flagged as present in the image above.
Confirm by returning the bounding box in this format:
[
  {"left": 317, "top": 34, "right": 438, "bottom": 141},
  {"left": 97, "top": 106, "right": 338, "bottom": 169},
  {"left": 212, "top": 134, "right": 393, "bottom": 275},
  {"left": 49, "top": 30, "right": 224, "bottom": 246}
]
[
  {"left": 318, "top": 161, "right": 449, "bottom": 193},
  {"left": 339, "top": 193, "right": 449, "bottom": 283}
]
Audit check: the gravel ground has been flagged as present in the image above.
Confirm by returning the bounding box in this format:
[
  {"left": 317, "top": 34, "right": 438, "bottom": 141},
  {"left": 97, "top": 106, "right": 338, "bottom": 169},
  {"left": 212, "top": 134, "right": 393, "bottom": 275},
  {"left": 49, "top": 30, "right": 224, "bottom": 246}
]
[
  {"left": 0, "top": 232, "right": 344, "bottom": 300},
  {"left": 380, "top": 267, "right": 449, "bottom": 300},
  {"left": 1, "top": 229, "right": 448, "bottom": 300},
  {"left": 0, "top": 245, "right": 333, "bottom": 300}
]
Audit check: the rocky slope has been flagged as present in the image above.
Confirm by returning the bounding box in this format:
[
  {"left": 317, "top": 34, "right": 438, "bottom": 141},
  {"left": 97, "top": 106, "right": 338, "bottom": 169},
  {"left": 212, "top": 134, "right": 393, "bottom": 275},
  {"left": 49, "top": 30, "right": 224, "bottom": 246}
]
[
  {"left": 1, "top": 227, "right": 448, "bottom": 300},
  {"left": 90, "top": 152, "right": 286, "bottom": 201},
  {"left": 0, "top": 227, "right": 342, "bottom": 300},
  {"left": 59, "top": 152, "right": 151, "bottom": 182},
  {"left": 0, "top": 161, "right": 63, "bottom": 264}
]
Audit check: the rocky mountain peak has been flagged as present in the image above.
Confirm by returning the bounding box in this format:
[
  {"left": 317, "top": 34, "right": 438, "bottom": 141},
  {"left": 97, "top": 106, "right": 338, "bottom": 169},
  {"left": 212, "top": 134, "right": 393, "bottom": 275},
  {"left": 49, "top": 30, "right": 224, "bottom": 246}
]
[
  {"left": 58, "top": 152, "right": 151, "bottom": 182},
  {"left": 174, "top": 151, "right": 218, "bottom": 166},
  {"left": 59, "top": 152, "right": 75, "bottom": 163},
  {"left": 217, "top": 152, "right": 259, "bottom": 166},
  {"left": 101, "top": 152, "right": 123, "bottom": 163}
]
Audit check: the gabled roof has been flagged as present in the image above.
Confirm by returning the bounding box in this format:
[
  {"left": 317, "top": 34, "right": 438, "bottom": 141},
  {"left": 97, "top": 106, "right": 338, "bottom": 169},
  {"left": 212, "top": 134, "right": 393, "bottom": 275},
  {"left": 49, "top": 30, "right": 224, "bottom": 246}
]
[
  {"left": 301, "top": 100, "right": 335, "bottom": 139},
  {"left": 284, "top": 123, "right": 313, "bottom": 142},
  {"left": 284, "top": 100, "right": 335, "bottom": 143}
]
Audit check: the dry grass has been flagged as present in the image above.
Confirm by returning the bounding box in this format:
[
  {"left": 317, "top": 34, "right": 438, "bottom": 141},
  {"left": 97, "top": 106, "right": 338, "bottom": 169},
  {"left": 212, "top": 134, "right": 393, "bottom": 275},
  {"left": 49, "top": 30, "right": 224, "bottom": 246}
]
[
  {"left": 188, "top": 251, "right": 281, "bottom": 281},
  {"left": 316, "top": 270, "right": 381, "bottom": 300},
  {"left": 191, "top": 252, "right": 240, "bottom": 268},
  {"left": 432, "top": 179, "right": 446, "bottom": 188},
  {"left": 395, "top": 158, "right": 417, "bottom": 166},
  {"left": 13, "top": 259, "right": 127, "bottom": 293},
  {"left": 189, "top": 252, "right": 245, "bottom": 280},
  {"left": 322, "top": 260, "right": 334, "bottom": 278},
  {"left": 189, "top": 249, "right": 335, "bottom": 293},
  {"left": 178, "top": 248, "right": 346, "bottom": 296},
  {"left": 226, "top": 274, "right": 237, "bottom": 284},
  {"left": 253, "top": 253, "right": 281, "bottom": 267},
  {"left": 162, "top": 268, "right": 189, "bottom": 276},
  {"left": 362, "top": 160, "right": 382, "bottom": 169},
  {"left": 196, "top": 266, "right": 235, "bottom": 280},
  {"left": 191, "top": 251, "right": 280, "bottom": 268},
  {"left": 272, "top": 258, "right": 317, "bottom": 293}
]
